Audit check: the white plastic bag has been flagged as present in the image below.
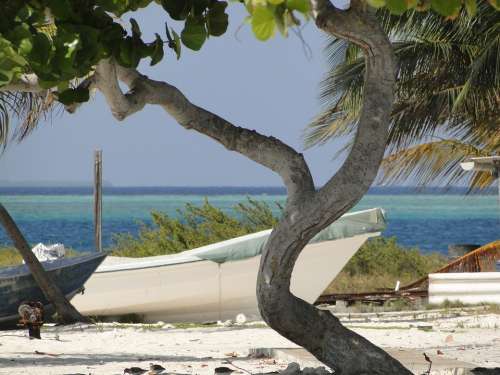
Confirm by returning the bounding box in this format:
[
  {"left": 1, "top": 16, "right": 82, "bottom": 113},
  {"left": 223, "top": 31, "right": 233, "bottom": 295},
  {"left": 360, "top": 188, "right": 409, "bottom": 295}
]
[{"left": 29, "top": 243, "right": 66, "bottom": 262}]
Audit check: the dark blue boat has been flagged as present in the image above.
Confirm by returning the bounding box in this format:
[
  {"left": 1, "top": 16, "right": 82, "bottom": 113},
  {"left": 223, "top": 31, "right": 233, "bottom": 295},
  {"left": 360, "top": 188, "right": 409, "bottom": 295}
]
[{"left": 0, "top": 252, "right": 107, "bottom": 323}]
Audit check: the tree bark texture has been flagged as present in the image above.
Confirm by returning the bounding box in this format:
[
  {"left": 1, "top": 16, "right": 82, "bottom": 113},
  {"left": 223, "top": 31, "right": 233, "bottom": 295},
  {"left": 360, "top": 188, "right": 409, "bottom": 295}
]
[{"left": 0, "top": 204, "right": 88, "bottom": 324}]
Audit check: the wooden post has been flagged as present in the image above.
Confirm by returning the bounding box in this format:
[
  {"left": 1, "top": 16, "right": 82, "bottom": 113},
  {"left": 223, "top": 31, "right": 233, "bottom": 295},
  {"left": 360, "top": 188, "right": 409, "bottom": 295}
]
[{"left": 94, "top": 150, "right": 102, "bottom": 252}]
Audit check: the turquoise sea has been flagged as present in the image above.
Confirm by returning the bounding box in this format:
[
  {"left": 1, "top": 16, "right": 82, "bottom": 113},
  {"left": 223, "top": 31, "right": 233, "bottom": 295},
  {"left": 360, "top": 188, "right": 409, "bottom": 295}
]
[{"left": 0, "top": 187, "right": 498, "bottom": 254}]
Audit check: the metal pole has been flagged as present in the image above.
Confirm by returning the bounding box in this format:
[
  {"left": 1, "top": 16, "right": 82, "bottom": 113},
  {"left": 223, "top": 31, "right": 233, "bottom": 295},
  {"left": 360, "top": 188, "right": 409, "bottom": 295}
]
[{"left": 94, "top": 150, "right": 102, "bottom": 252}]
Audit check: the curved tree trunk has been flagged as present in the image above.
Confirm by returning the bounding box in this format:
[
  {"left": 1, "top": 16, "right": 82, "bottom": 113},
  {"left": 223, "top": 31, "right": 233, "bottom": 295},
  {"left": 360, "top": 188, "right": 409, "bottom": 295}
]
[
  {"left": 0, "top": 204, "right": 88, "bottom": 324},
  {"left": 256, "top": 3, "right": 412, "bottom": 374}
]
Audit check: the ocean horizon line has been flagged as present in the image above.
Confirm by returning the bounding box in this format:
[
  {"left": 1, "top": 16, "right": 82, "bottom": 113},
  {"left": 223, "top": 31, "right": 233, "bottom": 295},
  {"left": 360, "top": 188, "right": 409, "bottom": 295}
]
[{"left": 0, "top": 185, "right": 496, "bottom": 195}]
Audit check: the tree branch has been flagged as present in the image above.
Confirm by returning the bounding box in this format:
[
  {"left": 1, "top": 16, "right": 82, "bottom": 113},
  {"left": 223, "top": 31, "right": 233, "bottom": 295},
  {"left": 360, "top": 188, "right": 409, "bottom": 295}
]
[
  {"left": 94, "top": 60, "right": 147, "bottom": 120},
  {"left": 93, "top": 60, "right": 315, "bottom": 201}
]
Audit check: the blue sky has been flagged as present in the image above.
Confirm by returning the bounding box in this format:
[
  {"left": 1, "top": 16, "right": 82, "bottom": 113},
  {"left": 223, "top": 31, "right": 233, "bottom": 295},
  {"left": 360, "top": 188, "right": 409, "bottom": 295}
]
[{"left": 0, "top": 4, "right": 352, "bottom": 187}]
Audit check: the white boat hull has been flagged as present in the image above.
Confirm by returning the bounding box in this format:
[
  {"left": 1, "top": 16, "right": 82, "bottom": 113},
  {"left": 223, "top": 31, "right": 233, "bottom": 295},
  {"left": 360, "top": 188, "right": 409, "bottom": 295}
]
[{"left": 72, "top": 233, "right": 376, "bottom": 322}]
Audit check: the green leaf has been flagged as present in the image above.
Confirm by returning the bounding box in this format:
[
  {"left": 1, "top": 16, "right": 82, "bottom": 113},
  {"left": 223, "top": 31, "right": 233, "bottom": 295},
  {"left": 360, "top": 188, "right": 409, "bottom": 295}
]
[
  {"left": 130, "top": 18, "right": 141, "bottom": 38},
  {"left": 8, "top": 24, "right": 32, "bottom": 44},
  {"left": 61, "top": 34, "right": 81, "bottom": 60},
  {"left": 150, "top": 33, "right": 164, "bottom": 65},
  {"left": 9, "top": 53, "right": 27, "bottom": 66},
  {"left": 286, "top": 0, "right": 310, "bottom": 13},
  {"left": 268, "top": 0, "right": 285, "bottom": 4},
  {"left": 0, "top": 69, "right": 13, "bottom": 86},
  {"left": 193, "top": 0, "right": 209, "bottom": 16},
  {"left": 171, "top": 30, "right": 181, "bottom": 59},
  {"left": 29, "top": 33, "right": 53, "bottom": 66},
  {"left": 101, "top": 23, "right": 126, "bottom": 56},
  {"left": 366, "top": 0, "right": 386, "bottom": 8},
  {"left": 430, "top": 0, "right": 461, "bottom": 16},
  {"left": 181, "top": 16, "right": 207, "bottom": 51},
  {"left": 15, "top": 5, "right": 34, "bottom": 21},
  {"left": 160, "top": 0, "right": 190, "bottom": 20},
  {"left": 386, "top": 0, "right": 408, "bottom": 14},
  {"left": 36, "top": 66, "right": 61, "bottom": 83},
  {"left": 207, "top": 1, "right": 229, "bottom": 37},
  {"left": 1, "top": 48, "right": 27, "bottom": 67},
  {"left": 8, "top": 23, "right": 33, "bottom": 57},
  {"left": 46, "top": 0, "right": 79, "bottom": 21},
  {"left": 251, "top": 6, "right": 275, "bottom": 41},
  {"left": 64, "top": 24, "right": 102, "bottom": 74},
  {"left": 53, "top": 30, "right": 81, "bottom": 75},
  {"left": 465, "top": 0, "right": 477, "bottom": 16},
  {"left": 18, "top": 38, "right": 33, "bottom": 56},
  {"left": 57, "top": 87, "right": 90, "bottom": 105},
  {"left": 57, "top": 80, "right": 69, "bottom": 91},
  {"left": 117, "top": 37, "right": 141, "bottom": 67}
]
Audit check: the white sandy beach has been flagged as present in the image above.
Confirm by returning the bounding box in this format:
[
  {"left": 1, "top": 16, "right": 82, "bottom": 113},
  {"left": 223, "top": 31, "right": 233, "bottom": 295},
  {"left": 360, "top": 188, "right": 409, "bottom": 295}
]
[{"left": 1, "top": 310, "right": 499, "bottom": 375}]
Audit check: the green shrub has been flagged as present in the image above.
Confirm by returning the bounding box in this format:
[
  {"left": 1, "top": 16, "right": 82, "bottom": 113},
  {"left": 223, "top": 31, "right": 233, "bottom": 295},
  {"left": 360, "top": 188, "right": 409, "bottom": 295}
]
[
  {"left": 111, "top": 198, "right": 281, "bottom": 257},
  {"left": 0, "top": 246, "right": 80, "bottom": 267},
  {"left": 0, "top": 247, "right": 24, "bottom": 267},
  {"left": 343, "top": 237, "right": 445, "bottom": 278},
  {"left": 325, "top": 237, "right": 447, "bottom": 294}
]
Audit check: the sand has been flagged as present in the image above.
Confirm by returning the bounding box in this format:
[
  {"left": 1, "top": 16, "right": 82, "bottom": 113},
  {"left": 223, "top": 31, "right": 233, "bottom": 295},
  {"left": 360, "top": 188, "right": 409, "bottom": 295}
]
[{"left": 1, "top": 311, "right": 499, "bottom": 375}]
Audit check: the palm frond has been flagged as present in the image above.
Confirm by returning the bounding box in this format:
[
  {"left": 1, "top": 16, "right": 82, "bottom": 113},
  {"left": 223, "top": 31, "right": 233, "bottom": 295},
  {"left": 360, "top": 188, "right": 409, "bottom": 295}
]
[
  {"left": 306, "top": 0, "right": 499, "bottom": 151},
  {"left": 379, "top": 139, "right": 497, "bottom": 190},
  {"left": 0, "top": 91, "right": 55, "bottom": 150}
]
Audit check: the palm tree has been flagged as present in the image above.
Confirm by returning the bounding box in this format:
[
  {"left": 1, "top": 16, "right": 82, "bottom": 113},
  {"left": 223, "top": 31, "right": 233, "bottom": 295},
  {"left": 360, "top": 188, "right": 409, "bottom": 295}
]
[{"left": 305, "top": 1, "right": 499, "bottom": 190}]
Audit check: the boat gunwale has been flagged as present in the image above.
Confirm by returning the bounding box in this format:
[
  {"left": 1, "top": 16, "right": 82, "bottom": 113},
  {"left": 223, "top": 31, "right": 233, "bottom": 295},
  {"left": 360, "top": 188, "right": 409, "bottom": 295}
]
[
  {"left": 97, "top": 231, "right": 382, "bottom": 274},
  {"left": 0, "top": 252, "right": 108, "bottom": 280}
]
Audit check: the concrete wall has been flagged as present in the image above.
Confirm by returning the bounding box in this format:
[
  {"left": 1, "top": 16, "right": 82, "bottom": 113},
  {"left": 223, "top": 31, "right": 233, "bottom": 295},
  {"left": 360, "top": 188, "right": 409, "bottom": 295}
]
[{"left": 429, "top": 272, "right": 500, "bottom": 305}]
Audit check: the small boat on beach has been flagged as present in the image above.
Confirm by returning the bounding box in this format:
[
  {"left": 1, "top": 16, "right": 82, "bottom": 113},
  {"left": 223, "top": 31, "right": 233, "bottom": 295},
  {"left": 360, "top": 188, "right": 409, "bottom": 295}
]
[
  {"left": 0, "top": 252, "right": 108, "bottom": 324},
  {"left": 72, "top": 208, "right": 386, "bottom": 323}
]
